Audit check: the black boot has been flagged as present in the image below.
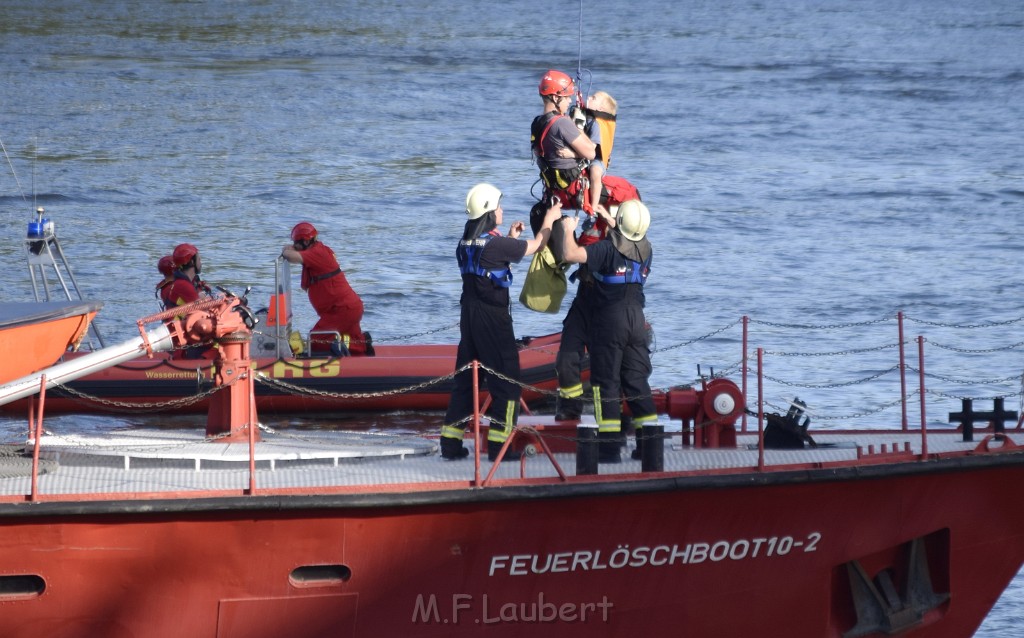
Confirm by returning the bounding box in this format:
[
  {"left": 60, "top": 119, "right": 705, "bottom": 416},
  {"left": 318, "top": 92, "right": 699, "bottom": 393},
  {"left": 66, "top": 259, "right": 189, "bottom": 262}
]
[
  {"left": 598, "top": 431, "right": 622, "bottom": 464},
  {"left": 488, "top": 440, "right": 522, "bottom": 462},
  {"left": 632, "top": 427, "right": 643, "bottom": 460},
  {"left": 555, "top": 396, "right": 583, "bottom": 422},
  {"left": 440, "top": 437, "right": 469, "bottom": 460},
  {"left": 363, "top": 332, "right": 375, "bottom": 357}
]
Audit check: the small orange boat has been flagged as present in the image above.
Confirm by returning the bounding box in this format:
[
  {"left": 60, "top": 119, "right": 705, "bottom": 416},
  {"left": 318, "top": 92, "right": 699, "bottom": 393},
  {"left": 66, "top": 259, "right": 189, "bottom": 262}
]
[{"left": 0, "top": 301, "right": 101, "bottom": 385}]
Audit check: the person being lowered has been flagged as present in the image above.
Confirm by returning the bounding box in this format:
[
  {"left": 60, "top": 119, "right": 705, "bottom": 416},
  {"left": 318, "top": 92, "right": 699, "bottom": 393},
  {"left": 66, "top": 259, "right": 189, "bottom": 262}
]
[
  {"left": 281, "top": 222, "right": 373, "bottom": 357},
  {"left": 530, "top": 70, "right": 640, "bottom": 243}
]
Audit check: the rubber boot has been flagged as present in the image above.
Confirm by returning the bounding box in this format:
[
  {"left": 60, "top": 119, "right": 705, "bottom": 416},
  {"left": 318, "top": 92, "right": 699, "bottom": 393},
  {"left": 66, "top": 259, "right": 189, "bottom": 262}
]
[
  {"left": 555, "top": 395, "right": 583, "bottom": 422},
  {"left": 488, "top": 440, "right": 521, "bottom": 462},
  {"left": 632, "top": 426, "right": 643, "bottom": 460},
  {"left": 440, "top": 436, "right": 469, "bottom": 460},
  {"left": 598, "top": 431, "right": 622, "bottom": 464},
  {"left": 363, "top": 332, "right": 375, "bottom": 357}
]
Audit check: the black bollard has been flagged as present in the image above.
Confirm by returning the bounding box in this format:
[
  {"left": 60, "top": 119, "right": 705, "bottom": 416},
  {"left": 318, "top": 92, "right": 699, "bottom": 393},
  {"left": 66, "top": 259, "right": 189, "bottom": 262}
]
[
  {"left": 949, "top": 398, "right": 975, "bottom": 442},
  {"left": 577, "top": 425, "right": 598, "bottom": 476},
  {"left": 641, "top": 424, "right": 664, "bottom": 473}
]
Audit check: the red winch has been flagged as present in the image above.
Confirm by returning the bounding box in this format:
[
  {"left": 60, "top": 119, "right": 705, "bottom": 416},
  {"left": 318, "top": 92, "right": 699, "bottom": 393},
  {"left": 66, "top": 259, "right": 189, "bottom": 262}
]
[{"left": 653, "top": 377, "right": 745, "bottom": 448}]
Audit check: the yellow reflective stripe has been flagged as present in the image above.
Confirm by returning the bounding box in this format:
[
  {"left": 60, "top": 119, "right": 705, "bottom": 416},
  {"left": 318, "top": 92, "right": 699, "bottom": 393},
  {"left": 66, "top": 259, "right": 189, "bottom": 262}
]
[
  {"left": 631, "top": 414, "right": 659, "bottom": 426},
  {"left": 485, "top": 400, "right": 517, "bottom": 443},
  {"left": 487, "top": 428, "right": 509, "bottom": 443},
  {"left": 592, "top": 386, "right": 619, "bottom": 428},
  {"left": 440, "top": 425, "right": 465, "bottom": 439},
  {"left": 559, "top": 383, "right": 584, "bottom": 399},
  {"left": 592, "top": 386, "right": 604, "bottom": 423}
]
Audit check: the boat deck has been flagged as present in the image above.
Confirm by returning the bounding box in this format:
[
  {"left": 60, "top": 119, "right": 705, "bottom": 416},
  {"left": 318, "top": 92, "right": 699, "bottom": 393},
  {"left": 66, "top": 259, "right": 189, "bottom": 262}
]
[{"left": 0, "top": 415, "right": 1009, "bottom": 499}]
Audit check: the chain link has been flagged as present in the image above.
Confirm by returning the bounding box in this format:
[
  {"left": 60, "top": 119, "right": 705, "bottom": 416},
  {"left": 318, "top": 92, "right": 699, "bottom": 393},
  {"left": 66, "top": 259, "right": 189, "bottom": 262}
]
[
  {"left": 748, "top": 315, "right": 893, "bottom": 330},
  {"left": 923, "top": 339, "right": 1024, "bottom": 354},
  {"left": 761, "top": 365, "right": 900, "bottom": 389},
  {"left": 903, "top": 314, "right": 1024, "bottom": 329},
  {"left": 924, "top": 387, "right": 1021, "bottom": 402},
  {"left": 253, "top": 363, "right": 471, "bottom": 400},
  {"left": 652, "top": 319, "right": 742, "bottom": 354},
  {"left": 51, "top": 373, "right": 237, "bottom": 412},
  {"left": 762, "top": 341, "right": 904, "bottom": 357},
  {"left": 760, "top": 391, "right": 916, "bottom": 421},
  {"left": 904, "top": 366, "right": 1021, "bottom": 387}
]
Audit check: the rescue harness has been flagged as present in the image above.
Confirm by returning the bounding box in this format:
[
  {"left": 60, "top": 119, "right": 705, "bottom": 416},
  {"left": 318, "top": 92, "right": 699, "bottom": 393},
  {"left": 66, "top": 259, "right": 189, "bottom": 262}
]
[{"left": 457, "top": 233, "right": 513, "bottom": 288}]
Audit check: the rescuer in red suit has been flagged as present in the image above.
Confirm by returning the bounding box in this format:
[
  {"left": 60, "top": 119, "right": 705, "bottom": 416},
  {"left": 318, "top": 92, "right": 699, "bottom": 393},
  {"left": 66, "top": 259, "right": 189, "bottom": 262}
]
[
  {"left": 281, "top": 222, "right": 371, "bottom": 356},
  {"left": 167, "top": 243, "right": 215, "bottom": 359}
]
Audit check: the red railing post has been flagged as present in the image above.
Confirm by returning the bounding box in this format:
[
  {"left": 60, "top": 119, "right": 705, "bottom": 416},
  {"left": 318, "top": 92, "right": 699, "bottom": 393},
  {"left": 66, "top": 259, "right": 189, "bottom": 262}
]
[
  {"left": 898, "top": 311, "right": 908, "bottom": 430},
  {"left": 247, "top": 398, "right": 257, "bottom": 495},
  {"left": 917, "top": 336, "right": 928, "bottom": 457},
  {"left": 742, "top": 315, "right": 749, "bottom": 432},
  {"left": 29, "top": 375, "right": 47, "bottom": 502},
  {"left": 757, "top": 348, "right": 765, "bottom": 471},
  {"left": 472, "top": 361, "right": 481, "bottom": 485}
]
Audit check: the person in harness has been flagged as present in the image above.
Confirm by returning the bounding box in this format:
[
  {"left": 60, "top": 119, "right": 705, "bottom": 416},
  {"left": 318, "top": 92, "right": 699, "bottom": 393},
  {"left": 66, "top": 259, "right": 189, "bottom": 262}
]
[
  {"left": 555, "top": 199, "right": 658, "bottom": 463},
  {"left": 531, "top": 69, "right": 597, "bottom": 209},
  {"left": 531, "top": 72, "right": 640, "bottom": 245},
  {"left": 440, "top": 183, "right": 562, "bottom": 461},
  {"left": 281, "top": 222, "right": 372, "bottom": 357},
  {"left": 167, "top": 243, "right": 215, "bottom": 359}
]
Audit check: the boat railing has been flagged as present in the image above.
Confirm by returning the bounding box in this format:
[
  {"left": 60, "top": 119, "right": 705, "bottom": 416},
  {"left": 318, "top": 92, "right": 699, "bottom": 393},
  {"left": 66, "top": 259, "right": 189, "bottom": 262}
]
[
  {"left": 29, "top": 309, "right": 1024, "bottom": 435},
  {"left": 5, "top": 308, "right": 1024, "bottom": 502},
  {"left": 5, "top": 361, "right": 1024, "bottom": 503}
]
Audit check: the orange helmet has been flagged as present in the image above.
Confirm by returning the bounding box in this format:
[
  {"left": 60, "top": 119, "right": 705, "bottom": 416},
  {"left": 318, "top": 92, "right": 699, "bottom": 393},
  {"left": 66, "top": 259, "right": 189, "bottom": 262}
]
[
  {"left": 172, "top": 243, "right": 198, "bottom": 267},
  {"left": 157, "top": 255, "right": 175, "bottom": 276},
  {"left": 291, "top": 222, "right": 317, "bottom": 242},
  {"left": 538, "top": 69, "right": 575, "bottom": 97}
]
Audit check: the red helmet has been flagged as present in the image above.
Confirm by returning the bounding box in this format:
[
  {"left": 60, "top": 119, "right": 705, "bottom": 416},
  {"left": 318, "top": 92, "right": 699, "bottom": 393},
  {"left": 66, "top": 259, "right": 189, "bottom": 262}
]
[
  {"left": 172, "top": 243, "right": 199, "bottom": 267},
  {"left": 291, "top": 222, "right": 317, "bottom": 242},
  {"left": 538, "top": 69, "right": 575, "bottom": 97},
  {"left": 157, "top": 255, "right": 175, "bottom": 276}
]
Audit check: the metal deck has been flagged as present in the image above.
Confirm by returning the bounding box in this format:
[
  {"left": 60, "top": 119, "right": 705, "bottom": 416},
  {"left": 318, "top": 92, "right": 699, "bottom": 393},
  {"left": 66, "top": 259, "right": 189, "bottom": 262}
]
[{"left": 0, "top": 416, "right": 1004, "bottom": 499}]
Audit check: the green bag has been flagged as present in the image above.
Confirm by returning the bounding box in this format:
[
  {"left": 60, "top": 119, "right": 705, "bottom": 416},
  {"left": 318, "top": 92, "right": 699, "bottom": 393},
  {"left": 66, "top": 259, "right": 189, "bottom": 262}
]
[{"left": 519, "top": 246, "right": 569, "bottom": 314}]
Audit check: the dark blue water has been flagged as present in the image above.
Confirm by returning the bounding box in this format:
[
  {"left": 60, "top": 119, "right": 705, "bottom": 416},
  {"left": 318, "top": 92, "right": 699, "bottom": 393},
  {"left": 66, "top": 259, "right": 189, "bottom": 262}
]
[{"left": 1, "top": 1, "right": 1022, "bottom": 633}]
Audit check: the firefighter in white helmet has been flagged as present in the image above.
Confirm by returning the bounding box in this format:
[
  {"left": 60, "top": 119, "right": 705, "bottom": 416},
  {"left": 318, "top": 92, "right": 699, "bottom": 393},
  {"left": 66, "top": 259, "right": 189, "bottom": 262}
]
[
  {"left": 440, "top": 183, "right": 562, "bottom": 461},
  {"left": 556, "top": 199, "right": 657, "bottom": 463}
]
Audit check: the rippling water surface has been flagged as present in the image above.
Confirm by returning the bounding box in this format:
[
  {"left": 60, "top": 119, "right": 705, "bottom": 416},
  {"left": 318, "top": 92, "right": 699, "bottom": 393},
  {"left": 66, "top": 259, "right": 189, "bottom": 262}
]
[{"left": 0, "top": 1, "right": 1022, "bottom": 633}]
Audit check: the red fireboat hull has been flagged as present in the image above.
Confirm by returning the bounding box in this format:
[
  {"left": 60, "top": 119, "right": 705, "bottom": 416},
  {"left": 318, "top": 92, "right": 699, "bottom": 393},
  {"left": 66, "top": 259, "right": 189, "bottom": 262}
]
[{"left": 0, "top": 453, "right": 1021, "bottom": 638}]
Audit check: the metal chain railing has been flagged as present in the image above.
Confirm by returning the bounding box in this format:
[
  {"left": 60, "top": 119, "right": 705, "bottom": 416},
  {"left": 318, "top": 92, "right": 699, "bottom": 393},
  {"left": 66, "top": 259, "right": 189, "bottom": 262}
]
[
  {"left": 50, "top": 373, "right": 237, "bottom": 413},
  {"left": 34, "top": 309, "right": 1024, "bottom": 425},
  {"left": 253, "top": 364, "right": 467, "bottom": 401}
]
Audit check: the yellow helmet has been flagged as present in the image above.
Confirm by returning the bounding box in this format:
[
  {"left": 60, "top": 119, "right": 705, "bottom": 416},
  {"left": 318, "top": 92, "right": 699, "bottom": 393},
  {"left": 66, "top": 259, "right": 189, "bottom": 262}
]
[
  {"left": 465, "top": 183, "right": 502, "bottom": 219},
  {"left": 616, "top": 200, "right": 651, "bottom": 241}
]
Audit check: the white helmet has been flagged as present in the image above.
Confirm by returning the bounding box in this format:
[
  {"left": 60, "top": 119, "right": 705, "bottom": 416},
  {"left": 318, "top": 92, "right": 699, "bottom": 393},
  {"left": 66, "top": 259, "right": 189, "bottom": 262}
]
[
  {"left": 465, "top": 183, "right": 502, "bottom": 220},
  {"left": 616, "top": 199, "right": 651, "bottom": 241}
]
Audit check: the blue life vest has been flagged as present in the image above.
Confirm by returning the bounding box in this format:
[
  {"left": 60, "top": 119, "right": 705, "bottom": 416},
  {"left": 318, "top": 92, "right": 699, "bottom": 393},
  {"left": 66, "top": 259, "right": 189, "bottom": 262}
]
[
  {"left": 592, "top": 254, "right": 651, "bottom": 286},
  {"left": 456, "top": 233, "right": 513, "bottom": 288}
]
